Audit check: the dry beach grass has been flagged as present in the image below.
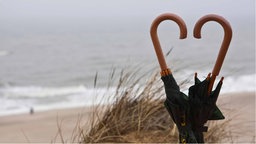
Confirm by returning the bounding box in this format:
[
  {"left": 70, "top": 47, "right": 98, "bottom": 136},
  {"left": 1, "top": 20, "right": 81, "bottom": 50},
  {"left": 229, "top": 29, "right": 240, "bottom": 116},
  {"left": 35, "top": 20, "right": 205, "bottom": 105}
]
[{"left": 78, "top": 68, "right": 238, "bottom": 143}]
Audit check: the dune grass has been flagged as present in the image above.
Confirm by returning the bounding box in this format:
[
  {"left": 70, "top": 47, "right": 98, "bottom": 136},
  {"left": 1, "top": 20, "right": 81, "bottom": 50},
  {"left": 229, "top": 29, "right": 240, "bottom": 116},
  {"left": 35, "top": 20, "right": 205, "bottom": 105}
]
[{"left": 70, "top": 66, "right": 233, "bottom": 143}]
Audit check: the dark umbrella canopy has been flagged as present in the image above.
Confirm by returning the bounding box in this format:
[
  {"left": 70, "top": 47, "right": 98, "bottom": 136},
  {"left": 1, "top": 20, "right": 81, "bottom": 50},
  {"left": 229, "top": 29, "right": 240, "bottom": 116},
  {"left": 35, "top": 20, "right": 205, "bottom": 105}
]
[
  {"left": 161, "top": 71, "right": 226, "bottom": 143},
  {"left": 188, "top": 73, "right": 225, "bottom": 142},
  {"left": 189, "top": 73, "right": 225, "bottom": 123},
  {"left": 162, "top": 71, "right": 197, "bottom": 143}
]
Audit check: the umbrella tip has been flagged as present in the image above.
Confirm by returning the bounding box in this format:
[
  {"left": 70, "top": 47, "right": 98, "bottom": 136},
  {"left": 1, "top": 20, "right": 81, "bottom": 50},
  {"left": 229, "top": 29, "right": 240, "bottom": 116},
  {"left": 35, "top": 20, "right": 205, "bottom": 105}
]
[
  {"left": 220, "top": 76, "right": 224, "bottom": 82},
  {"left": 207, "top": 73, "right": 211, "bottom": 80},
  {"left": 194, "top": 72, "right": 197, "bottom": 78}
]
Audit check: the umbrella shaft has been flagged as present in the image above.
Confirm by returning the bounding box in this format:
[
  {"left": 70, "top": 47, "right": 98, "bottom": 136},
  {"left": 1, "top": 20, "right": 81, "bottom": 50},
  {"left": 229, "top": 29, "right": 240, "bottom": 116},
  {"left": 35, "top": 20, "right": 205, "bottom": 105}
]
[
  {"left": 151, "top": 37, "right": 168, "bottom": 71},
  {"left": 208, "top": 75, "right": 216, "bottom": 94}
]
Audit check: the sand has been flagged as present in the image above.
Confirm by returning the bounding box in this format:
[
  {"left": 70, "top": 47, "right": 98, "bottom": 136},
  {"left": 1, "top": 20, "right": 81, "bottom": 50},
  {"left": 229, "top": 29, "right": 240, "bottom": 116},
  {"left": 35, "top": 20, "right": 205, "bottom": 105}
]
[
  {"left": 217, "top": 92, "right": 255, "bottom": 143},
  {"left": 0, "top": 92, "right": 255, "bottom": 143},
  {"left": 0, "top": 106, "right": 93, "bottom": 143}
]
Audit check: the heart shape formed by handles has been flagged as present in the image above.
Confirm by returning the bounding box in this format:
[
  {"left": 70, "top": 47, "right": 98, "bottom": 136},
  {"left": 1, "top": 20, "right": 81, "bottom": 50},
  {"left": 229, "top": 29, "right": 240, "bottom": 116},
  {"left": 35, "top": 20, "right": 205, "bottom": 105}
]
[{"left": 150, "top": 13, "right": 232, "bottom": 92}]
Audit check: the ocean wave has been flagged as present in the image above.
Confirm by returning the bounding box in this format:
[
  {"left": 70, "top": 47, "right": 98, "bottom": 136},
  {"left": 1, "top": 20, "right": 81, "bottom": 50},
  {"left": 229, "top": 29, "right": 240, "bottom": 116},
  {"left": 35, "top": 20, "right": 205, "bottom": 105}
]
[
  {"left": 221, "top": 73, "right": 256, "bottom": 93},
  {"left": 0, "top": 85, "right": 117, "bottom": 116},
  {"left": 0, "top": 85, "right": 88, "bottom": 98},
  {"left": 174, "top": 69, "right": 255, "bottom": 94},
  {"left": 0, "top": 73, "right": 254, "bottom": 116},
  {"left": 1, "top": 74, "right": 254, "bottom": 99}
]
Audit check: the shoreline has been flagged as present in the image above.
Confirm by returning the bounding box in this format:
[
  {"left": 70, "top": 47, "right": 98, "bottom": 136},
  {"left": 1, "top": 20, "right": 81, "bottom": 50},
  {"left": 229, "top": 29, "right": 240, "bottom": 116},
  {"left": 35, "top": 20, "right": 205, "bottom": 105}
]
[
  {"left": 0, "top": 105, "right": 91, "bottom": 118},
  {"left": 0, "top": 91, "right": 255, "bottom": 143}
]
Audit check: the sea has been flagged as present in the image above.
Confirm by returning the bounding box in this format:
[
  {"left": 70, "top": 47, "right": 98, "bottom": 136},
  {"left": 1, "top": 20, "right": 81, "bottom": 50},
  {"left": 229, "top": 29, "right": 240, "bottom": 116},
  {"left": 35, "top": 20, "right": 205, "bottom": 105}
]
[{"left": 0, "top": 15, "right": 255, "bottom": 116}]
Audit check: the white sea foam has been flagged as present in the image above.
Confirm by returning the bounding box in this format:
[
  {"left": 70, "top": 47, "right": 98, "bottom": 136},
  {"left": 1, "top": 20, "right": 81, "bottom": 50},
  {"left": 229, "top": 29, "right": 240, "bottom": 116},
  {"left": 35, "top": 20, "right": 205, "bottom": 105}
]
[
  {"left": 174, "top": 69, "right": 256, "bottom": 95},
  {"left": 1, "top": 85, "right": 88, "bottom": 98},
  {"left": 0, "top": 85, "right": 117, "bottom": 116},
  {"left": 221, "top": 73, "right": 256, "bottom": 93}
]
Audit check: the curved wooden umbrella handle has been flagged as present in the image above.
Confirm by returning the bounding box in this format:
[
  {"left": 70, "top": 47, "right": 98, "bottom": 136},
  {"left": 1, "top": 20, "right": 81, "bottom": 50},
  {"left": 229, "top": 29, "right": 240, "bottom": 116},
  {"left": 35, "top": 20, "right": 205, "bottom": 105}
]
[
  {"left": 193, "top": 14, "right": 232, "bottom": 93},
  {"left": 150, "top": 13, "right": 187, "bottom": 74}
]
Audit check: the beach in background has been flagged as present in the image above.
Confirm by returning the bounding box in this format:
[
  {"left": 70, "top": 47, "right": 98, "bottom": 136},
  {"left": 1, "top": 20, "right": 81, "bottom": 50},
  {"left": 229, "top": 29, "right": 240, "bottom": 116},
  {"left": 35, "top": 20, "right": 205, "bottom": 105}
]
[
  {"left": 0, "top": 0, "right": 254, "bottom": 116},
  {"left": 0, "top": 92, "right": 254, "bottom": 143},
  {"left": 0, "top": 0, "right": 255, "bottom": 143}
]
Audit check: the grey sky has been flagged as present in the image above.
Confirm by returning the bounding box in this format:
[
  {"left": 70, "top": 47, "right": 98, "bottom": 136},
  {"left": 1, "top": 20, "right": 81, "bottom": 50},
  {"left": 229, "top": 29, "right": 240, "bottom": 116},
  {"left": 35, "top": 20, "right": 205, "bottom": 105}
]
[{"left": 0, "top": 0, "right": 254, "bottom": 19}]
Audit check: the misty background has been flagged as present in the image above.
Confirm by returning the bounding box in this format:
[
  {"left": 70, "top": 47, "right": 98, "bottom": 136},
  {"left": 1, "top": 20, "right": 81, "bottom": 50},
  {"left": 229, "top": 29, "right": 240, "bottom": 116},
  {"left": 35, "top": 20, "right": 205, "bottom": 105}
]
[{"left": 0, "top": 0, "right": 255, "bottom": 115}]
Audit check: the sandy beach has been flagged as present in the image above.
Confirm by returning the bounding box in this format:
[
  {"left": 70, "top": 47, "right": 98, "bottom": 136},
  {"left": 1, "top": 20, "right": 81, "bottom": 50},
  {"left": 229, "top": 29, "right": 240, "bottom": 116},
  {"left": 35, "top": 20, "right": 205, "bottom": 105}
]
[
  {"left": 217, "top": 92, "right": 255, "bottom": 143},
  {"left": 0, "top": 106, "right": 93, "bottom": 143},
  {"left": 0, "top": 92, "right": 255, "bottom": 143}
]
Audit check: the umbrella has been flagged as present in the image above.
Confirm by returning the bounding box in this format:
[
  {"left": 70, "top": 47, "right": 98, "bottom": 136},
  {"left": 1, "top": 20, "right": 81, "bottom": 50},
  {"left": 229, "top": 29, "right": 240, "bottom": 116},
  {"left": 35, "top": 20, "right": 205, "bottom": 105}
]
[
  {"left": 150, "top": 13, "right": 232, "bottom": 143},
  {"left": 189, "top": 14, "right": 232, "bottom": 143},
  {"left": 150, "top": 13, "right": 197, "bottom": 143}
]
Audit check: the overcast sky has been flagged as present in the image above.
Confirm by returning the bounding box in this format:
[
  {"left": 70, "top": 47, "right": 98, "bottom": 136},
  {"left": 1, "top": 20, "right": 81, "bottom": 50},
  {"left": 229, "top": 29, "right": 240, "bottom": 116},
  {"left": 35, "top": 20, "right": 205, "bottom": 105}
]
[{"left": 0, "top": 0, "right": 254, "bottom": 19}]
